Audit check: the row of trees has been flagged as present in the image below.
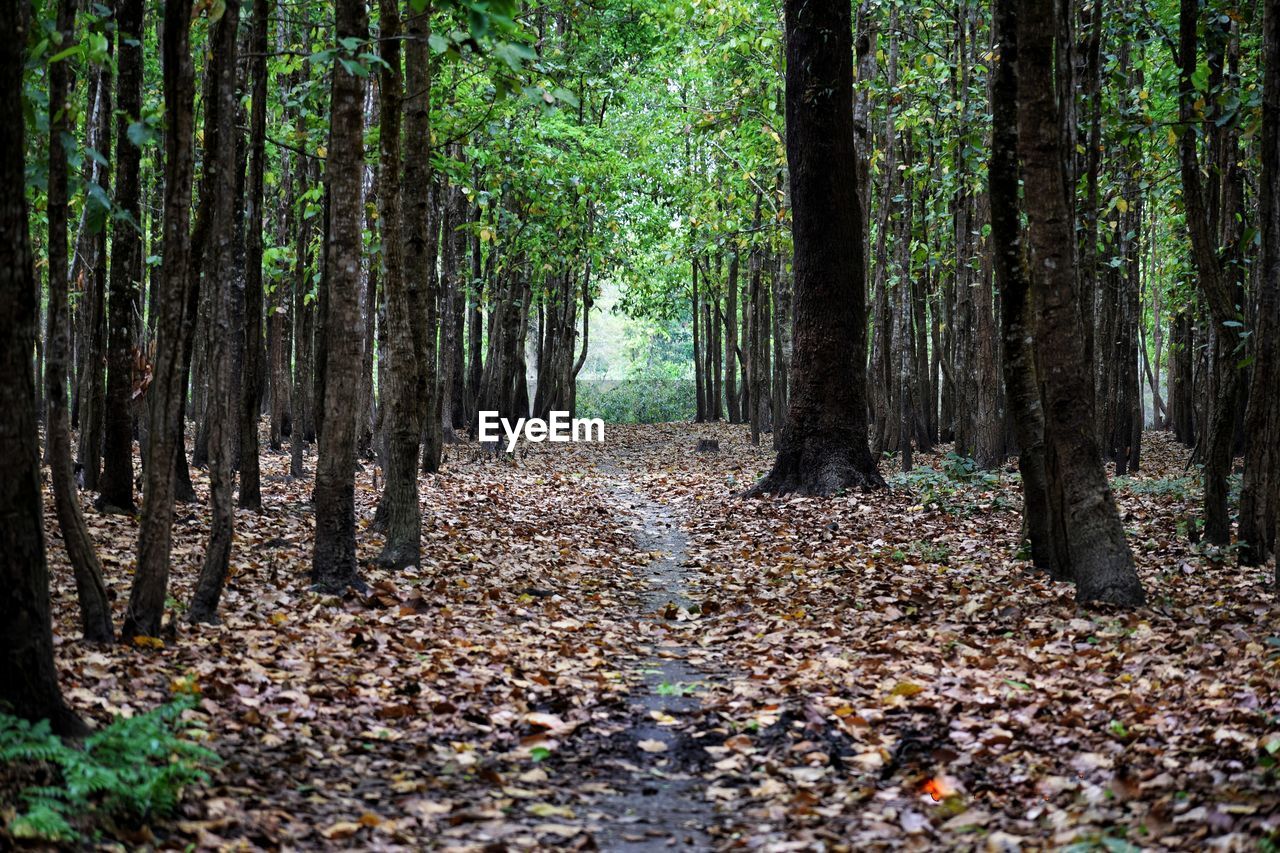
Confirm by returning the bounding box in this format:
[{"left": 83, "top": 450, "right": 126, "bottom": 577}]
[{"left": 755, "top": 0, "right": 1277, "bottom": 609}]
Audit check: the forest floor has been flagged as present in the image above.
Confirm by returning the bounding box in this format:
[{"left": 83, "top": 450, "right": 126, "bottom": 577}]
[{"left": 31, "top": 424, "right": 1280, "bottom": 850}]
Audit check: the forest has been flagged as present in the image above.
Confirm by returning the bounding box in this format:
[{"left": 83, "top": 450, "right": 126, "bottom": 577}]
[{"left": 1, "top": 0, "right": 1278, "bottom": 847}]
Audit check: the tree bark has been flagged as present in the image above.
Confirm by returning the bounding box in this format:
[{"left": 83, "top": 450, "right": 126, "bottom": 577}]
[
  {"left": 1015, "top": 0, "right": 1144, "bottom": 606},
  {"left": 122, "top": 0, "right": 198, "bottom": 642},
  {"left": 311, "top": 0, "right": 369, "bottom": 593},
  {"left": 239, "top": 0, "right": 271, "bottom": 510},
  {"left": 750, "top": 0, "right": 883, "bottom": 496},
  {"left": 1240, "top": 0, "right": 1280, "bottom": 568},
  {"left": 45, "top": 0, "right": 115, "bottom": 645},
  {"left": 373, "top": 0, "right": 421, "bottom": 568},
  {"left": 189, "top": 0, "right": 242, "bottom": 624},
  {"left": 0, "top": 1, "right": 86, "bottom": 736},
  {"left": 99, "top": 0, "right": 144, "bottom": 513}
]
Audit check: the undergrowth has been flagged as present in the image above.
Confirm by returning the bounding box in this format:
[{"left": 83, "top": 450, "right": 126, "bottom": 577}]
[{"left": 0, "top": 690, "right": 216, "bottom": 843}]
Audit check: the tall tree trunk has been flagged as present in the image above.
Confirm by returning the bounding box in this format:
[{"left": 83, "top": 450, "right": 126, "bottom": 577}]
[
  {"left": 311, "top": 0, "right": 369, "bottom": 592},
  {"left": 99, "top": 0, "right": 144, "bottom": 513},
  {"left": 0, "top": 0, "right": 86, "bottom": 735},
  {"left": 1015, "top": 0, "right": 1143, "bottom": 606},
  {"left": 373, "top": 0, "right": 421, "bottom": 568},
  {"left": 122, "top": 0, "right": 198, "bottom": 642},
  {"left": 239, "top": 0, "right": 271, "bottom": 510},
  {"left": 1240, "top": 0, "right": 1280, "bottom": 568},
  {"left": 189, "top": 0, "right": 242, "bottom": 623},
  {"left": 45, "top": 0, "right": 115, "bottom": 644},
  {"left": 404, "top": 4, "right": 439, "bottom": 473},
  {"left": 1178, "top": 0, "right": 1241, "bottom": 546},
  {"left": 750, "top": 0, "right": 883, "bottom": 496},
  {"left": 991, "top": 0, "right": 1059, "bottom": 577}
]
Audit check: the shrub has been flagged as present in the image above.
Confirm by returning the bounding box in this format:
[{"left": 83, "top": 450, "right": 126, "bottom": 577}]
[{"left": 0, "top": 694, "right": 216, "bottom": 843}]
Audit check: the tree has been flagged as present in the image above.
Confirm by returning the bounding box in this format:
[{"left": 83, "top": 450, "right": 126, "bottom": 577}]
[
  {"left": 0, "top": 0, "right": 86, "bottom": 736},
  {"left": 1014, "top": 0, "right": 1144, "bottom": 606},
  {"left": 98, "top": 0, "right": 144, "bottom": 514},
  {"left": 1178, "top": 0, "right": 1244, "bottom": 547},
  {"left": 189, "top": 0, "right": 242, "bottom": 624},
  {"left": 45, "top": 0, "right": 115, "bottom": 644},
  {"left": 749, "top": 0, "right": 883, "bottom": 496},
  {"left": 1239, "top": 0, "right": 1279, "bottom": 570},
  {"left": 989, "top": 0, "right": 1057, "bottom": 577},
  {"left": 311, "top": 0, "right": 370, "bottom": 593},
  {"left": 239, "top": 0, "right": 272, "bottom": 511},
  {"left": 373, "top": 0, "right": 423, "bottom": 569},
  {"left": 122, "top": 0, "right": 197, "bottom": 641}
]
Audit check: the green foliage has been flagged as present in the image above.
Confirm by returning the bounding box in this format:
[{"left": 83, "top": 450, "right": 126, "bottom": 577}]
[
  {"left": 0, "top": 695, "right": 216, "bottom": 843},
  {"left": 576, "top": 379, "right": 694, "bottom": 424},
  {"left": 887, "top": 453, "right": 1006, "bottom": 516}
]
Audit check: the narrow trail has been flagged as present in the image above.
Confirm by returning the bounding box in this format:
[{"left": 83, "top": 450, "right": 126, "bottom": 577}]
[{"left": 586, "top": 461, "right": 718, "bottom": 850}]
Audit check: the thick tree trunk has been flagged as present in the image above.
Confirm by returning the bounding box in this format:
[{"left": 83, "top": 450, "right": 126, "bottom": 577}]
[
  {"left": 1240, "top": 0, "right": 1280, "bottom": 568},
  {"left": 99, "top": 0, "right": 144, "bottom": 513},
  {"left": 45, "top": 0, "right": 115, "bottom": 645},
  {"left": 189, "top": 0, "right": 241, "bottom": 624},
  {"left": 0, "top": 1, "right": 85, "bottom": 736},
  {"left": 990, "top": 0, "right": 1060, "bottom": 578},
  {"left": 750, "top": 0, "right": 883, "bottom": 496},
  {"left": 373, "top": 0, "right": 421, "bottom": 568},
  {"left": 311, "top": 0, "right": 369, "bottom": 593},
  {"left": 1015, "top": 0, "right": 1143, "bottom": 607},
  {"left": 122, "top": 0, "right": 198, "bottom": 642}
]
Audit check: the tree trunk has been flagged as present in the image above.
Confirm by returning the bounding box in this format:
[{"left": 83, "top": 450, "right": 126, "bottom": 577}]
[
  {"left": 1015, "top": 0, "right": 1143, "bottom": 607},
  {"left": 122, "top": 0, "right": 198, "bottom": 642},
  {"left": 189, "top": 0, "right": 241, "bottom": 624},
  {"left": 990, "top": 0, "right": 1059, "bottom": 578},
  {"left": 0, "top": 2, "right": 86, "bottom": 736},
  {"left": 238, "top": 0, "right": 271, "bottom": 510},
  {"left": 311, "top": 0, "right": 369, "bottom": 593},
  {"left": 99, "top": 0, "right": 144, "bottom": 513},
  {"left": 1240, "top": 0, "right": 1280, "bottom": 568},
  {"left": 45, "top": 0, "right": 115, "bottom": 645},
  {"left": 750, "top": 0, "right": 883, "bottom": 496},
  {"left": 373, "top": 0, "right": 421, "bottom": 568}
]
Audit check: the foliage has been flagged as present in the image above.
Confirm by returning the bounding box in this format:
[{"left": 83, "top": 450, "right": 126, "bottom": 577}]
[
  {"left": 887, "top": 451, "right": 1007, "bottom": 515},
  {"left": 575, "top": 378, "right": 694, "bottom": 424},
  {"left": 0, "top": 694, "right": 216, "bottom": 843}
]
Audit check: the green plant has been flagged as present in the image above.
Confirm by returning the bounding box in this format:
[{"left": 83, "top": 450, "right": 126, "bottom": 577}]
[{"left": 0, "top": 694, "right": 216, "bottom": 842}]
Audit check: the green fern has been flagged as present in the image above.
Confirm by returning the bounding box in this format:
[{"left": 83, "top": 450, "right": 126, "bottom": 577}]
[{"left": 0, "top": 694, "right": 217, "bottom": 843}]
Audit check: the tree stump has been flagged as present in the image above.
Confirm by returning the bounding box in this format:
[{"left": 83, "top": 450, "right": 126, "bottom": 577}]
[{"left": 696, "top": 439, "right": 720, "bottom": 453}]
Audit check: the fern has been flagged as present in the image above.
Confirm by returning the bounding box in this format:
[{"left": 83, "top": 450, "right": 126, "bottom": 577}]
[{"left": 0, "top": 694, "right": 217, "bottom": 843}]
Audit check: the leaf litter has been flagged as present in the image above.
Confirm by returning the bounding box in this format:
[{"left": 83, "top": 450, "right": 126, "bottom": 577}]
[{"left": 34, "top": 425, "right": 1280, "bottom": 850}]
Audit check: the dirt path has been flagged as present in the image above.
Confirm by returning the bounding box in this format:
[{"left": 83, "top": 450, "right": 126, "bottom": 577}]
[{"left": 584, "top": 468, "right": 718, "bottom": 850}]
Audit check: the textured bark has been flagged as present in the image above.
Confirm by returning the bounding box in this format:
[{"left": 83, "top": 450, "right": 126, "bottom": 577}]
[
  {"left": 238, "top": 0, "right": 271, "bottom": 510},
  {"left": 404, "top": 6, "right": 440, "bottom": 473},
  {"left": 45, "top": 0, "right": 115, "bottom": 645},
  {"left": 374, "top": 0, "right": 421, "bottom": 568},
  {"left": 122, "top": 0, "right": 197, "bottom": 642},
  {"left": 750, "top": 0, "right": 883, "bottom": 496},
  {"left": 311, "top": 0, "right": 369, "bottom": 593},
  {"left": 189, "top": 0, "right": 241, "bottom": 624},
  {"left": 990, "top": 0, "right": 1059, "bottom": 578},
  {"left": 1016, "top": 0, "right": 1143, "bottom": 607},
  {"left": 99, "top": 0, "right": 144, "bottom": 513},
  {"left": 0, "top": 2, "right": 85, "bottom": 735},
  {"left": 1240, "top": 0, "right": 1280, "bottom": 568}
]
